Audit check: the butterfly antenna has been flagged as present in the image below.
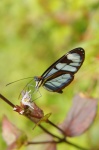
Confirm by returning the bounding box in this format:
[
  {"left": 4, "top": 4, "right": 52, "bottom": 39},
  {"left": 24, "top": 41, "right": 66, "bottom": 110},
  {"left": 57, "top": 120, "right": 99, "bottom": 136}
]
[{"left": 6, "top": 77, "right": 33, "bottom": 86}]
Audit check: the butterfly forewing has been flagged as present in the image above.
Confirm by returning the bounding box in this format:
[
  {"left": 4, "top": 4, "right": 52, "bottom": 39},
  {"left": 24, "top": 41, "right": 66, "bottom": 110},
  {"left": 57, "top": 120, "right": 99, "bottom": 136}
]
[
  {"left": 35, "top": 47, "right": 85, "bottom": 93},
  {"left": 42, "top": 48, "right": 84, "bottom": 78}
]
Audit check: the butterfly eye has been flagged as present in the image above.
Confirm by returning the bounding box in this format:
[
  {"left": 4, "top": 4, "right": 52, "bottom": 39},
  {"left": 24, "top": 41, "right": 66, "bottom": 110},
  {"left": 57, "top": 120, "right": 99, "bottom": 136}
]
[{"left": 34, "top": 76, "right": 39, "bottom": 81}]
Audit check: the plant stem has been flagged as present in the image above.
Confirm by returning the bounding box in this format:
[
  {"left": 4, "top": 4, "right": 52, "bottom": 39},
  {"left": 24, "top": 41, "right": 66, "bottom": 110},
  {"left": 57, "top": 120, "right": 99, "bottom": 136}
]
[
  {"left": 27, "top": 140, "right": 59, "bottom": 145},
  {"left": 66, "top": 139, "right": 90, "bottom": 150},
  {"left": 27, "top": 138, "right": 90, "bottom": 150},
  {"left": 39, "top": 124, "right": 62, "bottom": 139},
  {"left": 47, "top": 120, "right": 66, "bottom": 136},
  {"left": 0, "top": 94, "right": 15, "bottom": 108}
]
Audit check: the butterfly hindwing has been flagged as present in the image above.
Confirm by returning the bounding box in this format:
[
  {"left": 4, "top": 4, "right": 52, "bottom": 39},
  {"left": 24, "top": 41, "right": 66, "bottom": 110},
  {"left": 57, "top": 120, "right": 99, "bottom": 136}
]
[{"left": 43, "top": 72, "right": 74, "bottom": 93}]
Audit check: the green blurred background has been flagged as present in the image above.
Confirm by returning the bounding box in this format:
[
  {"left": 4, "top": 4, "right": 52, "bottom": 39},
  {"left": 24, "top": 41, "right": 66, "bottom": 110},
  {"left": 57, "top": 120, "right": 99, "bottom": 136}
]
[{"left": 0, "top": 0, "right": 99, "bottom": 149}]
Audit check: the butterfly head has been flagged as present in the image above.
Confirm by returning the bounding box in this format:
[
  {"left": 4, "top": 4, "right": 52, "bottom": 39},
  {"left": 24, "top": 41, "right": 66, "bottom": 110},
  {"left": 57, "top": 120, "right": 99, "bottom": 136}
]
[{"left": 34, "top": 76, "right": 43, "bottom": 89}]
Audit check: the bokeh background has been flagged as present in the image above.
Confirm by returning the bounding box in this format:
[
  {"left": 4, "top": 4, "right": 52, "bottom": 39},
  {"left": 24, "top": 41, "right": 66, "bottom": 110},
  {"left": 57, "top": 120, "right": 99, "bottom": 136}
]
[{"left": 0, "top": 0, "right": 99, "bottom": 149}]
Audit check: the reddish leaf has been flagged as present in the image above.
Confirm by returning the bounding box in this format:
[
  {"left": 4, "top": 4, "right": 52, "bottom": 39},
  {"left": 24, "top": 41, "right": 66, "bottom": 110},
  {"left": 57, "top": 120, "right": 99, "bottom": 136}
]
[
  {"left": 2, "top": 116, "right": 27, "bottom": 150},
  {"left": 7, "top": 141, "right": 19, "bottom": 150},
  {"left": 59, "top": 93, "right": 98, "bottom": 137},
  {"left": 2, "top": 115, "right": 21, "bottom": 145}
]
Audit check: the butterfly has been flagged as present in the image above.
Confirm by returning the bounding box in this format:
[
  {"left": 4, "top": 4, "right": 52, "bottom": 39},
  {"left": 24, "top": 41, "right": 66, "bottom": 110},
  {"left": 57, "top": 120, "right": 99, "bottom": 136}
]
[{"left": 34, "top": 47, "right": 85, "bottom": 93}]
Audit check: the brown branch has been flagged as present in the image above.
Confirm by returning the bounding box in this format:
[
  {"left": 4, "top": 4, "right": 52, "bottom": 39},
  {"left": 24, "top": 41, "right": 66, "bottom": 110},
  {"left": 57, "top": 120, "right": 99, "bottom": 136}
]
[
  {"left": 47, "top": 120, "right": 66, "bottom": 136},
  {"left": 39, "top": 124, "right": 62, "bottom": 139},
  {"left": 27, "top": 138, "right": 90, "bottom": 150},
  {"left": 0, "top": 94, "right": 15, "bottom": 108},
  {"left": 27, "top": 140, "right": 59, "bottom": 145},
  {"left": 66, "top": 140, "right": 90, "bottom": 150}
]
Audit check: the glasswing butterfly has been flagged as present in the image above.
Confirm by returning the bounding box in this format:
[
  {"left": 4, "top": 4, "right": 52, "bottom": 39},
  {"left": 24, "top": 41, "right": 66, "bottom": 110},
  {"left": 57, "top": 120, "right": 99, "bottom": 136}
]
[
  {"left": 6, "top": 47, "right": 85, "bottom": 95},
  {"left": 34, "top": 47, "right": 85, "bottom": 93}
]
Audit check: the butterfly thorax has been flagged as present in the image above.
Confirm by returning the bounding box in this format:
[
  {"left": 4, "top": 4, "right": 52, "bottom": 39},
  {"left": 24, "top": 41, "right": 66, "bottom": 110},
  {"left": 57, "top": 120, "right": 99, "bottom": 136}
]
[{"left": 34, "top": 76, "right": 43, "bottom": 88}]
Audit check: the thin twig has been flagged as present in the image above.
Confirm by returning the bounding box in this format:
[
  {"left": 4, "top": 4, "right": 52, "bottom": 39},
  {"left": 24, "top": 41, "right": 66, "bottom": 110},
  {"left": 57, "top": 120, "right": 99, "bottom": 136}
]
[
  {"left": 27, "top": 140, "right": 59, "bottom": 145},
  {"left": 66, "top": 139, "right": 90, "bottom": 150},
  {"left": 0, "top": 94, "right": 15, "bottom": 108},
  {"left": 39, "top": 124, "right": 62, "bottom": 140},
  {"left": 47, "top": 120, "right": 66, "bottom": 136},
  {"left": 27, "top": 138, "right": 90, "bottom": 150}
]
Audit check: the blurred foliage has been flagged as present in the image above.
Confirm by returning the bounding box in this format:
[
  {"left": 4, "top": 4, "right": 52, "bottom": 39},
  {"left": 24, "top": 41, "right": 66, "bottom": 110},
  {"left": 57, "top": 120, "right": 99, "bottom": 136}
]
[{"left": 0, "top": 0, "right": 99, "bottom": 149}]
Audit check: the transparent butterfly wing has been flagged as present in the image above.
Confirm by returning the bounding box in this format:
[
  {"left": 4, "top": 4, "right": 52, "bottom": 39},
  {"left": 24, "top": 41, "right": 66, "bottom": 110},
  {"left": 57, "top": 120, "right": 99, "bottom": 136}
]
[{"left": 41, "top": 47, "right": 85, "bottom": 93}]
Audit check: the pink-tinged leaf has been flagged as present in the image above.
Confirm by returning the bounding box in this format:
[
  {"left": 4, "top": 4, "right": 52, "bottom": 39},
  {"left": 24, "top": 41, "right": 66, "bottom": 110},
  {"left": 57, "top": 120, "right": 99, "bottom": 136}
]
[
  {"left": 7, "top": 141, "right": 19, "bottom": 150},
  {"left": 2, "top": 115, "right": 21, "bottom": 145},
  {"left": 2, "top": 115, "right": 27, "bottom": 149},
  {"left": 59, "top": 93, "right": 98, "bottom": 137}
]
